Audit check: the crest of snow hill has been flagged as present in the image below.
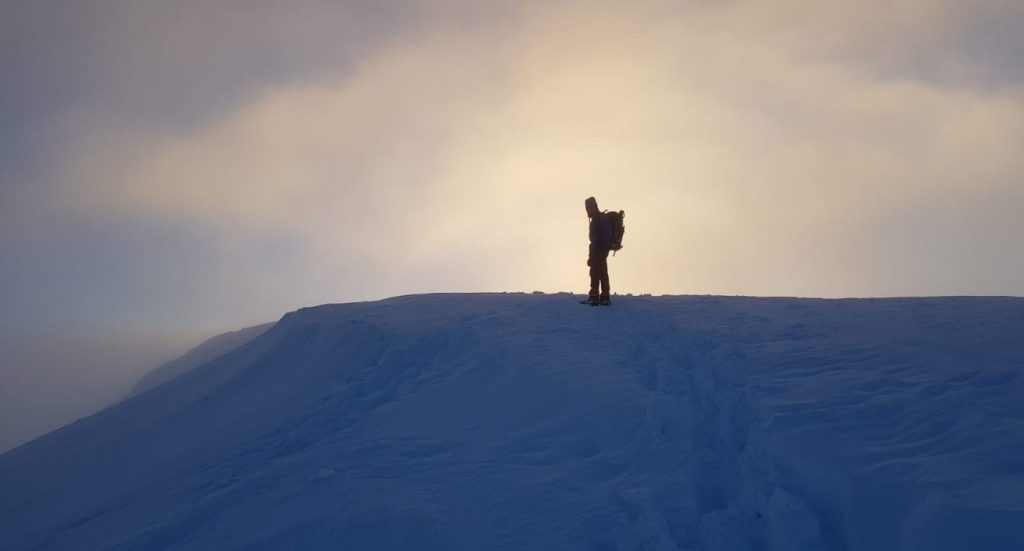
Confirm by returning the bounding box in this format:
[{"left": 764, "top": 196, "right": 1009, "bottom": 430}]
[
  {"left": 1, "top": 293, "right": 1023, "bottom": 550},
  {"left": 130, "top": 322, "right": 275, "bottom": 396}
]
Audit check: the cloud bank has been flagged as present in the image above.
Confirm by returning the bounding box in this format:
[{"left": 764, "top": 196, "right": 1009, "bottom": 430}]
[{"left": 3, "top": 0, "right": 1024, "bottom": 333}]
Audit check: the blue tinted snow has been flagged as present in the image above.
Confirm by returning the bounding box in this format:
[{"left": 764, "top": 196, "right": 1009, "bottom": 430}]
[{"left": 1, "top": 294, "right": 1022, "bottom": 550}]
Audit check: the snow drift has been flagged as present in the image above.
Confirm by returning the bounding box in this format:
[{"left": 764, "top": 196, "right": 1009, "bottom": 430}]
[{"left": 1, "top": 293, "right": 1022, "bottom": 550}]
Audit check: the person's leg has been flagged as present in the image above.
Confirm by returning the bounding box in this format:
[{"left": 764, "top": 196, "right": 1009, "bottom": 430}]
[
  {"left": 598, "top": 249, "right": 610, "bottom": 301},
  {"left": 588, "top": 246, "right": 600, "bottom": 302}
]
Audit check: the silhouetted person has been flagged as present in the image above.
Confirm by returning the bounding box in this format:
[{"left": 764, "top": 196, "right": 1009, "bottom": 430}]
[{"left": 585, "top": 196, "right": 611, "bottom": 305}]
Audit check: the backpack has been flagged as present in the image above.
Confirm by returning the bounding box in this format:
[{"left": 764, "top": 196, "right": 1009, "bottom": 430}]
[{"left": 607, "top": 210, "right": 625, "bottom": 253}]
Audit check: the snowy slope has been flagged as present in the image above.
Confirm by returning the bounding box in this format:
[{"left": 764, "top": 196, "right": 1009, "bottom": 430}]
[
  {"left": 130, "top": 322, "right": 274, "bottom": 396},
  {"left": 1, "top": 293, "right": 1022, "bottom": 550}
]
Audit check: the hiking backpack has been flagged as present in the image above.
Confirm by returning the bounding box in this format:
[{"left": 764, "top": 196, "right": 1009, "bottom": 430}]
[{"left": 607, "top": 210, "right": 625, "bottom": 254}]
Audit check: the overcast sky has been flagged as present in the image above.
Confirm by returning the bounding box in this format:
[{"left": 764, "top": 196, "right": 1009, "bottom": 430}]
[{"left": 2, "top": 0, "right": 1023, "bottom": 449}]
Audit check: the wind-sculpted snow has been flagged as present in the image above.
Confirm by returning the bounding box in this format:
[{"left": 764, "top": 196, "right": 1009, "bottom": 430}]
[{"left": 1, "top": 294, "right": 1022, "bottom": 550}]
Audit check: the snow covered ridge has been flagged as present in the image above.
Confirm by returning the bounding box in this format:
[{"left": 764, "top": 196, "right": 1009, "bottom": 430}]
[
  {"left": 130, "top": 322, "right": 274, "bottom": 396},
  {"left": 1, "top": 294, "right": 1023, "bottom": 550}
]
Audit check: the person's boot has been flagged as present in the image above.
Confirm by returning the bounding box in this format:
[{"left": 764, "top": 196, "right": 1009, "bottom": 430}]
[
  {"left": 600, "top": 293, "right": 611, "bottom": 306},
  {"left": 583, "top": 292, "right": 599, "bottom": 306}
]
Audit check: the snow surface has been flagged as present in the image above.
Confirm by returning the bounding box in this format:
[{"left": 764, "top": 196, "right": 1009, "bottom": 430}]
[{"left": 1, "top": 293, "right": 1023, "bottom": 550}]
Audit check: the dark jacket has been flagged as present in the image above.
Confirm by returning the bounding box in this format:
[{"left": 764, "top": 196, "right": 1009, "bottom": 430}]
[{"left": 586, "top": 197, "right": 612, "bottom": 250}]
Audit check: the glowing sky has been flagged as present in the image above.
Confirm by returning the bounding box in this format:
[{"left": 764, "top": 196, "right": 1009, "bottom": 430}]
[{"left": 3, "top": 0, "right": 1024, "bottom": 339}]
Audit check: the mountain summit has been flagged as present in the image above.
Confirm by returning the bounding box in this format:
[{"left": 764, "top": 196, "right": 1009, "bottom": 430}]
[{"left": 2, "top": 293, "right": 1023, "bottom": 550}]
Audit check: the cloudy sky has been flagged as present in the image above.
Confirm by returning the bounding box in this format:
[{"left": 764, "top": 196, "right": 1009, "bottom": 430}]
[{"left": 1, "top": 0, "right": 1023, "bottom": 448}]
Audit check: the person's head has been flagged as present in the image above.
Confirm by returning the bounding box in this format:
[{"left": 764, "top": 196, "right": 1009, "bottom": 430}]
[{"left": 585, "top": 196, "right": 600, "bottom": 218}]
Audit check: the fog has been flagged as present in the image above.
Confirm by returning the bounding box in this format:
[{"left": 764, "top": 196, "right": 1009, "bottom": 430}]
[
  {"left": 0, "top": 329, "right": 199, "bottom": 452},
  {"left": 2, "top": 0, "right": 1022, "bottom": 451}
]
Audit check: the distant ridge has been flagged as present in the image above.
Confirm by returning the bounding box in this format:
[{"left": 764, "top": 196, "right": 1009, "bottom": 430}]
[{"left": 131, "top": 322, "right": 274, "bottom": 395}]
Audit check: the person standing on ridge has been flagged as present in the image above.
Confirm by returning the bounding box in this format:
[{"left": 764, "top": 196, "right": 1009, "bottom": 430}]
[{"left": 585, "top": 196, "right": 612, "bottom": 306}]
